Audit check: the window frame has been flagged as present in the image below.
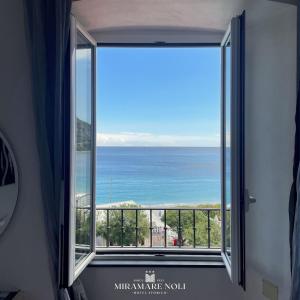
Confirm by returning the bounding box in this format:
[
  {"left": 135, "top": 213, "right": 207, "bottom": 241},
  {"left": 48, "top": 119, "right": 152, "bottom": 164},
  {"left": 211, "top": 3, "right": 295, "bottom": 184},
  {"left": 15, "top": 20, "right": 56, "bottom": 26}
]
[
  {"left": 220, "top": 13, "right": 245, "bottom": 288},
  {"left": 95, "top": 43, "right": 222, "bottom": 258},
  {"left": 221, "top": 23, "right": 233, "bottom": 277},
  {"left": 61, "top": 16, "right": 97, "bottom": 287},
  {"left": 61, "top": 17, "right": 245, "bottom": 285}
]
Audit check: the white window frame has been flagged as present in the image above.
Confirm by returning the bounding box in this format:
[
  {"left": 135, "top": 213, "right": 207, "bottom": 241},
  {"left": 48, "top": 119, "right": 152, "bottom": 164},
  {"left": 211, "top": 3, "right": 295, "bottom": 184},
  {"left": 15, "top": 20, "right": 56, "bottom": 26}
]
[
  {"left": 221, "top": 13, "right": 245, "bottom": 288},
  {"left": 62, "top": 16, "right": 97, "bottom": 287}
]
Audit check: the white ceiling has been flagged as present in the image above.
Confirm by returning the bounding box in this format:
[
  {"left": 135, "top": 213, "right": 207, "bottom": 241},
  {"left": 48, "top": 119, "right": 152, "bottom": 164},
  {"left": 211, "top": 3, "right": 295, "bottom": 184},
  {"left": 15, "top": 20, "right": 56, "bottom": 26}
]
[{"left": 72, "top": 0, "right": 245, "bottom": 37}]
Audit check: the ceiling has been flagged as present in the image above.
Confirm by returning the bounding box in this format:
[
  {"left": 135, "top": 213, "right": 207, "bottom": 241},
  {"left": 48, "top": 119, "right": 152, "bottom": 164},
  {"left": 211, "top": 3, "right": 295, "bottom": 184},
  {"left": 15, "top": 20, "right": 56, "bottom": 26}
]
[{"left": 72, "top": 0, "right": 245, "bottom": 37}]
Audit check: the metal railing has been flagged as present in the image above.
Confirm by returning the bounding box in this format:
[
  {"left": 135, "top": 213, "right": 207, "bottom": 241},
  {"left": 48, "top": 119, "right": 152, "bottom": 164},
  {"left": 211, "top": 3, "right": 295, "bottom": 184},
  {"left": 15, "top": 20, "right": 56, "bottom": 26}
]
[{"left": 94, "top": 207, "right": 221, "bottom": 249}]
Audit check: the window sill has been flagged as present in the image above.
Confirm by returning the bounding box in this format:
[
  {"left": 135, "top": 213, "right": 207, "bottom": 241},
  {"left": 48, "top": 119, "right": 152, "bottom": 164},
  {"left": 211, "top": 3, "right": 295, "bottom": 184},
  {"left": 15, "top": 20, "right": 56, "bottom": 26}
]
[{"left": 90, "top": 249, "right": 224, "bottom": 268}]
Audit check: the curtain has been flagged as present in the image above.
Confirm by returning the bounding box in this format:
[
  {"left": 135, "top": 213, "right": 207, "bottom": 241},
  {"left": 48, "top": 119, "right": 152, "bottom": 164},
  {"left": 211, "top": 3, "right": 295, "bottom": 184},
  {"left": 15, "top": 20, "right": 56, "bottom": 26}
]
[
  {"left": 291, "top": 165, "right": 300, "bottom": 299},
  {"left": 290, "top": 2, "right": 300, "bottom": 299},
  {"left": 68, "top": 279, "right": 88, "bottom": 300},
  {"left": 23, "top": 0, "right": 71, "bottom": 299}
]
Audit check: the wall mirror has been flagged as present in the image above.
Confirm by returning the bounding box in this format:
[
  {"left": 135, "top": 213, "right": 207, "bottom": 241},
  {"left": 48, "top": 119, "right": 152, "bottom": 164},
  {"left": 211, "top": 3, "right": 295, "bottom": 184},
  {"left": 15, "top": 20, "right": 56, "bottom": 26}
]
[{"left": 0, "top": 130, "right": 18, "bottom": 236}]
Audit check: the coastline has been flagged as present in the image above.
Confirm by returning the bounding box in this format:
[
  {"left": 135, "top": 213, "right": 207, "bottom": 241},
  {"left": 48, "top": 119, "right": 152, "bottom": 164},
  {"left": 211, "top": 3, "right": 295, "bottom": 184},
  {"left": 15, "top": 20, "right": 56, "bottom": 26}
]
[{"left": 96, "top": 200, "right": 221, "bottom": 209}]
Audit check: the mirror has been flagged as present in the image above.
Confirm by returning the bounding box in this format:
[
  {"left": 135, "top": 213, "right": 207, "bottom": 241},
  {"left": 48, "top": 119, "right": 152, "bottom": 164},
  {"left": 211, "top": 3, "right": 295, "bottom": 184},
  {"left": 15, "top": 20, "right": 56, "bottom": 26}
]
[{"left": 0, "top": 130, "right": 18, "bottom": 236}]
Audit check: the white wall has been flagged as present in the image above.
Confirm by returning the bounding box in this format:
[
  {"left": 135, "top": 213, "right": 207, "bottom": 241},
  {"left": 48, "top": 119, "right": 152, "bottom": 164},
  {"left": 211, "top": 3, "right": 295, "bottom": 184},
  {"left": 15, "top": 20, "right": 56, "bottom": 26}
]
[
  {"left": 243, "top": 1, "right": 297, "bottom": 299},
  {"left": 0, "top": 1, "right": 54, "bottom": 299}
]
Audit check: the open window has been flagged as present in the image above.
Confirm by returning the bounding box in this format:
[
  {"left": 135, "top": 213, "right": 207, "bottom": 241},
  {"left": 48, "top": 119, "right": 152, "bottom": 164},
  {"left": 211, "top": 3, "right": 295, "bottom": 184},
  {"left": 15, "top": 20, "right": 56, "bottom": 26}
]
[
  {"left": 62, "top": 16, "right": 97, "bottom": 287},
  {"left": 221, "top": 12, "right": 245, "bottom": 288},
  {"left": 62, "top": 12, "right": 245, "bottom": 288}
]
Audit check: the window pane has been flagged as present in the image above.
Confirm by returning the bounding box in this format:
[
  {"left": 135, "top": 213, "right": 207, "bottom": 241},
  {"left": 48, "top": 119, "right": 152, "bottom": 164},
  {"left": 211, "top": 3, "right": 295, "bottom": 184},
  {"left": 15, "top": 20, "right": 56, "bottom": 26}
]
[
  {"left": 75, "top": 32, "right": 93, "bottom": 265},
  {"left": 224, "top": 39, "right": 232, "bottom": 259}
]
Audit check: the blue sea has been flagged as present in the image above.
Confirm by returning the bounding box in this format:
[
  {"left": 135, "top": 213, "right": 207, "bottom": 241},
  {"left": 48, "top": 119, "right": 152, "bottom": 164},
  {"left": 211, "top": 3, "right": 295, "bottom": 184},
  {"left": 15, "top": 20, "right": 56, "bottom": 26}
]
[{"left": 95, "top": 147, "right": 221, "bottom": 206}]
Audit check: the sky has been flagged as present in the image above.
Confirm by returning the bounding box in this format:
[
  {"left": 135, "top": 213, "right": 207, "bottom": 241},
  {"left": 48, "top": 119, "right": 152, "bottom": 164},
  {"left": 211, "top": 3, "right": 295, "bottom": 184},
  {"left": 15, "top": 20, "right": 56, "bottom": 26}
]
[{"left": 96, "top": 47, "right": 221, "bottom": 147}]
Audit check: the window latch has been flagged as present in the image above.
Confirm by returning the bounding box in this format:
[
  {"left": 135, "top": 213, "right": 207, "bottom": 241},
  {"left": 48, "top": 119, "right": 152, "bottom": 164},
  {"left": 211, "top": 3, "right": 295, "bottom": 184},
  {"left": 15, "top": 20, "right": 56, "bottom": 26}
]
[{"left": 245, "top": 189, "right": 256, "bottom": 212}]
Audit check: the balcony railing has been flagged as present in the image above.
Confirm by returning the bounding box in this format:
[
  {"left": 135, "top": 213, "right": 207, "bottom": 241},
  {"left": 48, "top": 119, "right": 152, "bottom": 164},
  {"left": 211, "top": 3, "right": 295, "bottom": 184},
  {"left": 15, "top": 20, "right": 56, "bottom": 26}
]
[{"left": 92, "top": 207, "right": 221, "bottom": 249}]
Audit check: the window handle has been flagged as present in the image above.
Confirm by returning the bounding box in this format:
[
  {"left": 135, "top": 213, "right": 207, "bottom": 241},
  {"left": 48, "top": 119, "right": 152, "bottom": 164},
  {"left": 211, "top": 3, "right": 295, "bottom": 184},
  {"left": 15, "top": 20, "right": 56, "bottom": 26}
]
[{"left": 245, "top": 189, "right": 256, "bottom": 212}]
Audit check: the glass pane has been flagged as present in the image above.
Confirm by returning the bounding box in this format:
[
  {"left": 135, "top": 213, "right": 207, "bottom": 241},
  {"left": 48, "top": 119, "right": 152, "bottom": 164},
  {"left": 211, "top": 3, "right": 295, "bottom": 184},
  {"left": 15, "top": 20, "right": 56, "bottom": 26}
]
[
  {"left": 224, "top": 38, "right": 232, "bottom": 259},
  {"left": 75, "top": 32, "right": 93, "bottom": 265}
]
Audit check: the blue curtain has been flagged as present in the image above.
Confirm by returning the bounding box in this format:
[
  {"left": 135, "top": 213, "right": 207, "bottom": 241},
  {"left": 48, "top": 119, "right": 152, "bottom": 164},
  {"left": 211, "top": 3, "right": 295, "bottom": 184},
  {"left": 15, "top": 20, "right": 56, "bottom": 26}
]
[
  {"left": 290, "top": 2, "right": 300, "bottom": 299},
  {"left": 24, "top": 0, "right": 71, "bottom": 299},
  {"left": 291, "top": 164, "right": 300, "bottom": 299}
]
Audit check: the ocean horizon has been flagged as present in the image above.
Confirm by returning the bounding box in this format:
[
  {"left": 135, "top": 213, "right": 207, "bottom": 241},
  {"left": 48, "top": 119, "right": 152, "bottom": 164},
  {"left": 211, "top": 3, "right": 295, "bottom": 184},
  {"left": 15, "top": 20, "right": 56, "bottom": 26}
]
[{"left": 89, "top": 146, "right": 221, "bottom": 206}]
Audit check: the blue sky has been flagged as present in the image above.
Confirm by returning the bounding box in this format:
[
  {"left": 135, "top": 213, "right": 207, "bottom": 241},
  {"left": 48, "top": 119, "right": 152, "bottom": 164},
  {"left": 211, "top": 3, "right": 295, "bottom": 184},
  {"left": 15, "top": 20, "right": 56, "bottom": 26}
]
[{"left": 96, "top": 47, "right": 221, "bottom": 147}]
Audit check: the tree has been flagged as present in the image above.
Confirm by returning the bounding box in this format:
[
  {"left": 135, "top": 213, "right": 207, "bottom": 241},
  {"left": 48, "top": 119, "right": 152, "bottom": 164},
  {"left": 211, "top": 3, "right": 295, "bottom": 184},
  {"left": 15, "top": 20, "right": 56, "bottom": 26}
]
[
  {"left": 96, "top": 204, "right": 149, "bottom": 246},
  {"left": 76, "top": 208, "right": 91, "bottom": 245},
  {"left": 225, "top": 209, "right": 231, "bottom": 250},
  {"left": 77, "top": 204, "right": 222, "bottom": 248},
  {"left": 161, "top": 204, "right": 221, "bottom": 247}
]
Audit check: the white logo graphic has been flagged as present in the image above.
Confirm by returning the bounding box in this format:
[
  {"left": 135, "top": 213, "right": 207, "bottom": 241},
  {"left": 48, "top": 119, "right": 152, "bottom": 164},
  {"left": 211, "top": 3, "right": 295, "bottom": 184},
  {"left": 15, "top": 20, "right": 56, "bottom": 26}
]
[
  {"left": 145, "top": 270, "right": 155, "bottom": 283},
  {"left": 114, "top": 270, "right": 187, "bottom": 296}
]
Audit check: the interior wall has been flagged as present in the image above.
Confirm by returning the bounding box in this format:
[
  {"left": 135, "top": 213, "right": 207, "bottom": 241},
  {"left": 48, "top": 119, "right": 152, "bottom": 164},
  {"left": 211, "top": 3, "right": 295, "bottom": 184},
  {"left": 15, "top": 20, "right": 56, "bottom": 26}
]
[
  {"left": 81, "top": 267, "right": 244, "bottom": 300},
  {"left": 243, "top": 1, "right": 297, "bottom": 299},
  {"left": 0, "top": 1, "right": 54, "bottom": 299}
]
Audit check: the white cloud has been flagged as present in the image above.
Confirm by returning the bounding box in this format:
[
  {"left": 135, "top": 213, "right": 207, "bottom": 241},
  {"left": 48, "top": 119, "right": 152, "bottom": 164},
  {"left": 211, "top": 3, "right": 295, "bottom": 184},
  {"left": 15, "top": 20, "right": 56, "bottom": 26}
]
[
  {"left": 76, "top": 49, "right": 91, "bottom": 60},
  {"left": 97, "top": 132, "right": 220, "bottom": 147}
]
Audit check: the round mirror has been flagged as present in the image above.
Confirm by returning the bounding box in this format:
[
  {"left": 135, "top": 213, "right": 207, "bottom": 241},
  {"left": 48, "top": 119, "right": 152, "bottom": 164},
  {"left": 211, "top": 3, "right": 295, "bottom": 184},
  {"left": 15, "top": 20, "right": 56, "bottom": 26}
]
[{"left": 0, "top": 130, "right": 18, "bottom": 236}]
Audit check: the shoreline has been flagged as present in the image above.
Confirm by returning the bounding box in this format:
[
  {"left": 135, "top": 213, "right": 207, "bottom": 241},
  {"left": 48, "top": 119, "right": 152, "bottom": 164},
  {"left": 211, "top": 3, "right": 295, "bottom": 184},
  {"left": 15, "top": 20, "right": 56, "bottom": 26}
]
[{"left": 96, "top": 200, "right": 221, "bottom": 208}]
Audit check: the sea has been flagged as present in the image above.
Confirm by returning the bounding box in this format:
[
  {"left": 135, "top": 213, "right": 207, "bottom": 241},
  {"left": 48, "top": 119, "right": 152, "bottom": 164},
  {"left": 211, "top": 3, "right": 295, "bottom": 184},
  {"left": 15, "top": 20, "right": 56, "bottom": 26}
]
[{"left": 95, "top": 147, "right": 221, "bottom": 206}]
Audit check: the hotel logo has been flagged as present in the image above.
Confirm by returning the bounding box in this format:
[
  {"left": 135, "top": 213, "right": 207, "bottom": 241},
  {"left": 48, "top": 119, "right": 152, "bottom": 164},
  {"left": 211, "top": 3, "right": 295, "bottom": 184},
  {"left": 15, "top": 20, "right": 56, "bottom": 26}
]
[
  {"left": 145, "top": 270, "right": 155, "bottom": 283},
  {"left": 114, "top": 270, "right": 187, "bottom": 296}
]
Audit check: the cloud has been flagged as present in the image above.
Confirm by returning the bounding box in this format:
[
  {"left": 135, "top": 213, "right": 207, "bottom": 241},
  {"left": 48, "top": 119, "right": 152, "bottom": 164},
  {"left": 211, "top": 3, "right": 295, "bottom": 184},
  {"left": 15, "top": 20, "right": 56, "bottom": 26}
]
[
  {"left": 97, "top": 132, "right": 220, "bottom": 147},
  {"left": 76, "top": 49, "right": 91, "bottom": 61}
]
